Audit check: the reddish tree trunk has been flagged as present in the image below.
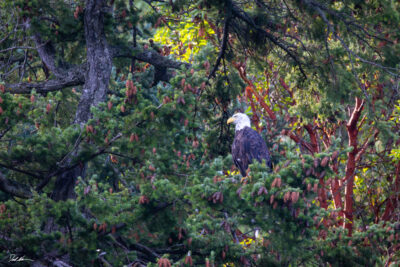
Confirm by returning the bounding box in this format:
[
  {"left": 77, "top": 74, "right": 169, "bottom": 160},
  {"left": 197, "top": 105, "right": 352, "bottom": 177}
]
[
  {"left": 331, "top": 160, "right": 344, "bottom": 222},
  {"left": 331, "top": 178, "right": 343, "bottom": 208},
  {"left": 343, "top": 97, "right": 364, "bottom": 236},
  {"left": 304, "top": 124, "right": 319, "bottom": 153}
]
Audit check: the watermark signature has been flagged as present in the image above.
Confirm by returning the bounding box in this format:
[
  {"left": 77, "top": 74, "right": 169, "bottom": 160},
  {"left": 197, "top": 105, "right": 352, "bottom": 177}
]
[{"left": 9, "top": 254, "right": 34, "bottom": 262}]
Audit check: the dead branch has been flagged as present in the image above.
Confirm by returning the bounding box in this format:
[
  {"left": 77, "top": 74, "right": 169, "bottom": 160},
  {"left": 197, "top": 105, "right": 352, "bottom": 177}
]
[{"left": 0, "top": 171, "right": 32, "bottom": 198}]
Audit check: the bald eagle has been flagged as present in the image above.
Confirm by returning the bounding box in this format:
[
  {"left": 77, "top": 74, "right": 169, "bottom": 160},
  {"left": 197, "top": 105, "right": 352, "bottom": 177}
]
[{"left": 227, "top": 113, "right": 272, "bottom": 176}]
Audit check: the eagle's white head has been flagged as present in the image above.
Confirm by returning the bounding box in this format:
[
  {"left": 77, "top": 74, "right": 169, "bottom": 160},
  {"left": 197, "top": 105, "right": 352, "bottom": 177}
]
[{"left": 227, "top": 113, "right": 251, "bottom": 131}]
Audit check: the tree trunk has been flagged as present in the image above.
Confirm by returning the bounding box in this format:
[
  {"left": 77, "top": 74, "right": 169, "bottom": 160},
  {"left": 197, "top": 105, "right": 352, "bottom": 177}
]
[
  {"left": 51, "top": 0, "right": 112, "bottom": 201},
  {"left": 75, "top": 0, "right": 112, "bottom": 127},
  {"left": 343, "top": 97, "right": 364, "bottom": 236}
]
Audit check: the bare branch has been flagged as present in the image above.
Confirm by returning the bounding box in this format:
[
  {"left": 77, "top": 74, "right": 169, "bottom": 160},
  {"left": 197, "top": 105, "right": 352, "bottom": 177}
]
[
  {"left": 0, "top": 171, "right": 32, "bottom": 198},
  {"left": 208, "top": 4, "right": 231, "bottom": 79},
  {"left": 129, "top": 242, "right": 160, "bottom": 261},
  {"left": 0, "top": 162, "right": 42, "bottom": 179},
  {"left": 5, "top": 69, "right": 85, "bottom": 94},
  {"left": 112, "top": 46, "right": 190, "bottom": 69},
  {"left": 0, "top": 44, "right": 47, "bottom": 53},
  {"left": 32, "top": 34, "right": 65, "bottom": 78}
]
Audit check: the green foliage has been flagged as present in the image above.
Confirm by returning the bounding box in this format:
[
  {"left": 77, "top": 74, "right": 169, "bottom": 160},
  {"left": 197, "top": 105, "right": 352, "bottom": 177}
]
[{"left": 1, "top": 0, "right": 400, "bottom": 266}]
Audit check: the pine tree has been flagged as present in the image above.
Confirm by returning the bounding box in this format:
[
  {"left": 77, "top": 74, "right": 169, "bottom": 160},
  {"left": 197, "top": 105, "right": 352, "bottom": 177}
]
[{"left": 0, "top": 0, "right": 400, "bottom": 266}]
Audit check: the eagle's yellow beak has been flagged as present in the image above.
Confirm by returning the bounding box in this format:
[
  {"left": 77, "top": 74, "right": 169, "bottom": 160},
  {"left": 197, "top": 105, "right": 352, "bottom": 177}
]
[{"left": 227, "top": 117, "right": 235, "bottom": 124}]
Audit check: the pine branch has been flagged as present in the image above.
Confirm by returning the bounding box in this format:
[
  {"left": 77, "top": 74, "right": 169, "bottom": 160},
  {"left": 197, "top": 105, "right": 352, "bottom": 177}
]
[
  {"left": 228, "top": 0, "right": 307, "bottom": 78},
  {"left": 37, "top": 133, "right": 122, "bottom": 191}
]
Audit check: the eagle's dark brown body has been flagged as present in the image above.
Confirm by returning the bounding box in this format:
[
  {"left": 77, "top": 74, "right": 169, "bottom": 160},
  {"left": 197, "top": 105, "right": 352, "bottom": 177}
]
[{"left": 232, "top": 127, "right": 272, "bottom": 176}]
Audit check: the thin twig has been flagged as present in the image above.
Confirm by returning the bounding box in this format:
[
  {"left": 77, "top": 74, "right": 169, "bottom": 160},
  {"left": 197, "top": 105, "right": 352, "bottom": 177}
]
[{"left": 208, "top": 4, "right": 231, "bottom": 79}]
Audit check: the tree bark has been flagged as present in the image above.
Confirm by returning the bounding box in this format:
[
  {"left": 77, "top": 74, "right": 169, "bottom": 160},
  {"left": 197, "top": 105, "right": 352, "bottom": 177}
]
[
  {"left": 75, "top": 0, "right": 112, "bottom": 127},
  {"left": 343, "top": 97, "right": 364, "bottom": 236},
  {"left": 303, "top": 124, "right": 330, "bottom": 210},
  {"left": 52, "top": 0, "right": 112, "bottom": 201},
  {"left": 330, "top": 172, "right": 344, "bottom": 224},
  {"left": 32, "top": 34, "right": 64, "bottom": 78}
]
